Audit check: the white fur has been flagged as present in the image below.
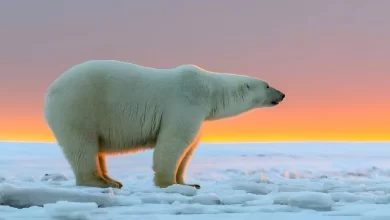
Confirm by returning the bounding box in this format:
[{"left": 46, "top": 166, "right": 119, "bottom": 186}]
[{"left": 43, "top": 60, "right": 285, "bottom": 189}]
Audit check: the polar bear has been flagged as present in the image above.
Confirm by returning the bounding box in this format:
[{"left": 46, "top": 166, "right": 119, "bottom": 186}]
[{"left": 43, "top": 60, "right": 285, "bottom": 189}]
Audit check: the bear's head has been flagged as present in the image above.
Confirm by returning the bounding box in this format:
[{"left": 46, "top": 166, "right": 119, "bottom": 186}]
[
  {"left": 207, "top": 73, "right": 285, "bottom": 120},
  {"left": 240, "top": 76, "right": 285, "bottom": 108}
]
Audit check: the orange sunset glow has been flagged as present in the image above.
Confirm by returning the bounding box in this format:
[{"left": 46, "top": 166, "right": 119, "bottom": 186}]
[{"left": 1, "top": 1, "right": 389, "bottom": 143}]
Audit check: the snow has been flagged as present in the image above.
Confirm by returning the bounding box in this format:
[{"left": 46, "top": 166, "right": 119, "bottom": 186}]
[{"left": 0, "top": 142, "right": 390, "bottom": 220}]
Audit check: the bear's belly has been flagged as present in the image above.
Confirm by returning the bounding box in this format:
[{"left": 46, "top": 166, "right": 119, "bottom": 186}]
[
  {"left": 95, "top": 98, "right": 163, "bottom": 155},
  {"left": 98, "top": 137, "right": 157, "bottom": 156}
]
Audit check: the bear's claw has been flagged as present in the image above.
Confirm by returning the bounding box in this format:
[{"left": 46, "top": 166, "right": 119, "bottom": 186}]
[
  {"left": 187, "top": 184, "right": 201, "bottom": 189},
  {"left": 107, "top": 179, "right": 123, "bottom": 189},
  {"left": 102, "top": 174, "right": 123, "bottom": 189}
]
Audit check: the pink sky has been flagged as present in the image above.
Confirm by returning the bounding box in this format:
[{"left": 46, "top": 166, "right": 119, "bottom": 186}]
[{"left": 1, "top": 1, "right": 389, "bottom": 142}]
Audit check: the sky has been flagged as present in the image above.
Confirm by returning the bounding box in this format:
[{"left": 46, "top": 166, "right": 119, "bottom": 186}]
[{"left": 0, "top": 1, "right": 389, "bottom": 142}]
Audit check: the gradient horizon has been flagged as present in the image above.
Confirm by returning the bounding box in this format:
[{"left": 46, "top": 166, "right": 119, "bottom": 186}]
[{"left": 1, "top": 1, "right": 389, "bottom": 143}]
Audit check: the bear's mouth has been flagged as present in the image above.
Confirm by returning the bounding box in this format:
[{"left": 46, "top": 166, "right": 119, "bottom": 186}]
[{"left": 270, "top": 101, "right": 279, "bottom": 105}]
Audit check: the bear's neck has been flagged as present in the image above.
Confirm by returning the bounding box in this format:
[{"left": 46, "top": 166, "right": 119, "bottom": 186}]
[{"left": 205, "top": 74, "right": 253, "bottom": 121}]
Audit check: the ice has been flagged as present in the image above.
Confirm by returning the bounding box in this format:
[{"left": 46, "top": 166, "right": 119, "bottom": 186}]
[
  {"left": 44, "top": 201, "right": 98, "bottom": 219},
  {"left": 162, "top": 184, "right": 198, "bottom": 196},
  {"left": 0, "top": 183, "right": 123, "bottom": 208},
  {"left": 41, "top": 173, "right": 68, "bottom": 182},
  {"left": 191, "top": 193, "right": 221, "bottom": 205},
  {"left": 0, "top": 141, "right": 390, "bottom": 219},
  {"left": 287, "top": 191, "right": 334, "bottom": 211},
  {"left": 232, "top": 182, "right": 272, "bottom": 194},
  {"left": 361, "top": 208, "right": 390, "bottom": 220}
]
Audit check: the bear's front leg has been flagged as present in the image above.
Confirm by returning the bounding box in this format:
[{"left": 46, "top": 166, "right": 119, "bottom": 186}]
[
  {"left": 152, "top": 112, "right": 202, "bottom": 189},
  {"left": 176, "top": 136, "right": 201, "bottom": 189}
]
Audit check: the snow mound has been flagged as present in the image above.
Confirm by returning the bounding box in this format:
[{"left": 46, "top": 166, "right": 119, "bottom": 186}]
[
  {"left": 162, "top": 184, "right": 198, "bottom": 196},
  {"left": 288, "top": 192, "right": 334, "bottom": 211},
  {"left": 191, "top": 193, "right": 221, "bottom": 205},
  {"left": 140, "top": 192, "right": 192, "bottom": 204},
  {"left": 0, "top": 183, "right": 141, "bottom": 208},
  {"left": 44, "top": 201, "right": 98, "bottom": 220},
  {"left": 232, "top": 182, "right": 272, "bottom": 195},
  {"left": 244, "top": 197, "right": 274, "bottom": 206},
  {"left": 361, "top": 208, "right": 390, "bottom": 220},
  {"left": 41, "top": 173, "right": 68, "bottom": 182},
  {"left": 220, "top": 193, "right": 258, "bottom": 205}
]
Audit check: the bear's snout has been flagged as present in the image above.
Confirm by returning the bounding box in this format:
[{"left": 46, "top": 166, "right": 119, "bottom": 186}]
[
  {"left": 270, "top": 90, "right": 285, "bottom": 106},
  {"left": 280, "top": 92, "right": 286, "bottom": 100}
]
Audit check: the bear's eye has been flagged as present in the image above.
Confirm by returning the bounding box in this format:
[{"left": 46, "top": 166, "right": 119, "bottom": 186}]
[
  {"left": 245, "top": 83, "right": 251, "bottom": 89},
  {"left": 266, "top": 84, "right": 270, "bottom": 89}
]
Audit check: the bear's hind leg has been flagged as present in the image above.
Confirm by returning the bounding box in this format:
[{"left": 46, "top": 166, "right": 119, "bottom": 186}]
[
  {"left": 98, "top": 154, "right": 123, "bottom": 188},
  {"left": 60, "top": 137, "right": 121, "bottom": 189}
]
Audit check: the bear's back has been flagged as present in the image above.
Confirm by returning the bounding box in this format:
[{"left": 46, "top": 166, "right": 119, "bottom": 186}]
[{"left": 47, "top": 60, "right": 175, "bottom": 104}]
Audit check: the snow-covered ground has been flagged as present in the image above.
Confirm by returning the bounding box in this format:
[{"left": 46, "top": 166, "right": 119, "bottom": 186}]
[{"left": 1, "top": 142, "right": 390, "bottom": 220}]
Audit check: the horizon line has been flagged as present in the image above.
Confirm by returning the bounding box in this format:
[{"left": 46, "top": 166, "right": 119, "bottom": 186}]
[{"left": 1, "top": 140, "right": 389, "bottom": 144}]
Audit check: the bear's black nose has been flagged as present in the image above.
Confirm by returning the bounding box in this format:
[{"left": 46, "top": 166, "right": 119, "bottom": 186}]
[{"left": 281, "top": 93, "right": 285, "bottom": 99}]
